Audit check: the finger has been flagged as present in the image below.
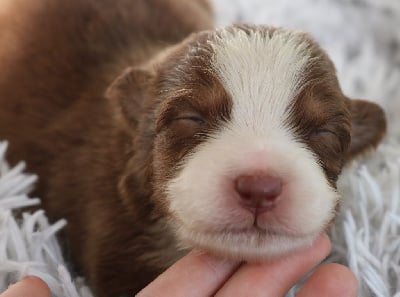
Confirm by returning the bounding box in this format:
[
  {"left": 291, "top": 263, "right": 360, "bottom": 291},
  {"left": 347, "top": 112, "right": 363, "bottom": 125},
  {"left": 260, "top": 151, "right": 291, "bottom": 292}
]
[
  {"left": 297, "top": 263, "right": 358, "bottom": 297},
  {"left": 136, "top": 251, "right": 240, "bottom": 297},
  {"left": 1, "top": 276, "right": 51, "bottom": 297},
  {"left": 215, "top": 233, "right": 331, "bottom": 297}
]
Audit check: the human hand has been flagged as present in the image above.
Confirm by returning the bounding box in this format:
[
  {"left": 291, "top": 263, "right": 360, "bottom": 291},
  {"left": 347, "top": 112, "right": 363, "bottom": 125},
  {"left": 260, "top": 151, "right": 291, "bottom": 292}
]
[
  {"left": 137, "top": 233, "right": 358, "bottom": 297},
  {"left": 1, "top": 234, "right": 358, "bottom": 297},
  {"left": 0, "top": 276, "right": 51, "bottom": 297}
]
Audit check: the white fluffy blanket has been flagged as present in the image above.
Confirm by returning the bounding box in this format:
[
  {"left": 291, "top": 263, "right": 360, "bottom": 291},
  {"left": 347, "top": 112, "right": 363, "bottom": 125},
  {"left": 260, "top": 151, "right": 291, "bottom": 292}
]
[{"left": 1, "top": 0, "right": 400, "bottom": 296}]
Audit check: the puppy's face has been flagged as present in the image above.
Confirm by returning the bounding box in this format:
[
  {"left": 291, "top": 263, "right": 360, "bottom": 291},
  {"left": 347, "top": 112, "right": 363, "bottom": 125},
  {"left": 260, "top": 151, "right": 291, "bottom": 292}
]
[{"left": 109, "top": 26, "right": 386, "bottom": 260}]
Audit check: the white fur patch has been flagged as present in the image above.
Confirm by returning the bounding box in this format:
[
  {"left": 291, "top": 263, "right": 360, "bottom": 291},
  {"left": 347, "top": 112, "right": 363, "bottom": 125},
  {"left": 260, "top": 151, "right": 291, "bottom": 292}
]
[
  {"left": 167, "top": 130, "right": 338, "bottom": 259},
  {"left": 166, "top": 28, "right": 339, "bottom": 260},
  {"left": 211, "top": 28, "right": 312, "bottom": 132}
]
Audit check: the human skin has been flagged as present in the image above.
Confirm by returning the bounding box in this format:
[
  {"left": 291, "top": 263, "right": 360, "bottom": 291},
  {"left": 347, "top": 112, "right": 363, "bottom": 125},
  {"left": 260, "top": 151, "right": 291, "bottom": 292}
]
[
  {"left": 0, "top": 276, "right": 51, "bottom": 297},
  {"left": 138, "top": 233, "right": 358, "bottom": 297},
  {"left": 1, "top": 234, "right": 357, "bottom": 297}
]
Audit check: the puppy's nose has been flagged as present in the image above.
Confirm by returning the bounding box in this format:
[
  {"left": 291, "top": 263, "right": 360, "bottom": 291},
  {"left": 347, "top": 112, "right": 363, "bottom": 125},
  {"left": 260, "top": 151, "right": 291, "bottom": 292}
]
[{"left": 235, "top": 174, "right": 282, "bottom": 213}]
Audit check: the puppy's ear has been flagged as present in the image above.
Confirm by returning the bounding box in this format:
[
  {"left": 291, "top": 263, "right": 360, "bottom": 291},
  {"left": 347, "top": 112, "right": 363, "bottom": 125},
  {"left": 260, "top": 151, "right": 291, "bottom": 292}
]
[
  {"left": 106, "top": 67, "right": 156, "bottom": 216},
  {"left": 346, "top": 98, "right": 386, "bottom": 161},
  {"left": 106, "top": 67, "right": 154, "bottom": 130}
]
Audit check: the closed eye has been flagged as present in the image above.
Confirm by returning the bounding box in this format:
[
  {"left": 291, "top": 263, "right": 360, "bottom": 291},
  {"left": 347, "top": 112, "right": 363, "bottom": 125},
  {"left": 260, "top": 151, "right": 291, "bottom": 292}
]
[
  {"left": 313, "top": 128, "right": 338, "bottom": 137},
  {"left": 173, "top": 114, "right": 206, "bottom": 125}
]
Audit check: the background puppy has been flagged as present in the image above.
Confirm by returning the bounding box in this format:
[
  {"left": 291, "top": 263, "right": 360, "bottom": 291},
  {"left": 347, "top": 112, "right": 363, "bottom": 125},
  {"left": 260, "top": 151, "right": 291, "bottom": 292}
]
[{"left": 0, "top": 0, "right": 386, "bottom": 296}]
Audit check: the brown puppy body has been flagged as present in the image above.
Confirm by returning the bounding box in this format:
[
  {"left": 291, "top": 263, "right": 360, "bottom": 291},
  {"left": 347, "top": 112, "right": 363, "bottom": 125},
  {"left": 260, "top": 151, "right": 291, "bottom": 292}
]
[
  {"left": 0, "top": 1, "right": 387, "bottom": 296},
  {"left": 0, "top": 0, "right": 212, "bottom": 295}
]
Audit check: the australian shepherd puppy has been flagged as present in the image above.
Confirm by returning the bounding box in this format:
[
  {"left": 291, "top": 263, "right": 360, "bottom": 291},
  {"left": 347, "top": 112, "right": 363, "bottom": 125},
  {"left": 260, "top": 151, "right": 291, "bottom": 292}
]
[{"left": 0, "top": 0, "right": 386, "bottom": 296}]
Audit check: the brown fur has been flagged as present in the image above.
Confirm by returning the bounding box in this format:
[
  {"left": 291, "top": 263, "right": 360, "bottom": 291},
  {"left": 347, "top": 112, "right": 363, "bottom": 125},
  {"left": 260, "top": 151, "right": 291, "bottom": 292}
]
[
  {"left": 0, "top": 1, "right": 386, "bottom": 296},
  {"left": 0, "top": 0, "right": 213, "bottom": 296}
]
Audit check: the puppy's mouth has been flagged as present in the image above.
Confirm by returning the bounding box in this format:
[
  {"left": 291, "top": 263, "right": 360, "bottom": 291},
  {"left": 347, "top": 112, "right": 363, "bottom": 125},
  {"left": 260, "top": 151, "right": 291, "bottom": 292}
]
[
  {"left": 211, "top": 225, "right": 299, "bottom": 238},
  {"left": 174, "top": 224, "right": 320, "bottom": 261}
]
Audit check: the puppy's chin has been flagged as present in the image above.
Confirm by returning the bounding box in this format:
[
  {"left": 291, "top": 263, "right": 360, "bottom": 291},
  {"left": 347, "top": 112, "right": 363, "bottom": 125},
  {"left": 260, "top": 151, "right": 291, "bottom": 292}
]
[{"left": 173, "top": 225, "right": 320, "bottom": 261}]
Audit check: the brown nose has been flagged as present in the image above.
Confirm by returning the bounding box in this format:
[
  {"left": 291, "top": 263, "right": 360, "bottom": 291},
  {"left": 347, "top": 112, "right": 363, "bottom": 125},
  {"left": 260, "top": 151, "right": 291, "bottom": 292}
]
[{"left": 235, "top": 174, "right": 282, "bottom": 213}]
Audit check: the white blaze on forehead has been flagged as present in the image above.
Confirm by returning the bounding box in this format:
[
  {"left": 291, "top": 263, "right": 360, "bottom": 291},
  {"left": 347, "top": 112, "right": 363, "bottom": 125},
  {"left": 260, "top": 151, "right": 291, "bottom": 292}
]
[{"left": 210, "top": 28, "right": 312, "bottom": 131}]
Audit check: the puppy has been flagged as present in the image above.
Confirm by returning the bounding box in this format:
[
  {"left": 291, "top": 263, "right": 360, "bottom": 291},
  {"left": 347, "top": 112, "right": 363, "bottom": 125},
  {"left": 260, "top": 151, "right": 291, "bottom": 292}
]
[{"left": 0, "top": 0, "right": 386, "bottom": 296}]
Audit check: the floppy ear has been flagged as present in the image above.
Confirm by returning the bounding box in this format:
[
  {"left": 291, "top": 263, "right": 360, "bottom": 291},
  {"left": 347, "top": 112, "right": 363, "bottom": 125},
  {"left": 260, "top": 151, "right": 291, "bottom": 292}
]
[
  {"left": 106, "top": 67, "right": 156, "bottom": 216},
  {"left": 346, "top": 99, "right": 387, "bottom": 161},
  {"left": 105, "top": 67, "right": 154, "bottom": 130}
]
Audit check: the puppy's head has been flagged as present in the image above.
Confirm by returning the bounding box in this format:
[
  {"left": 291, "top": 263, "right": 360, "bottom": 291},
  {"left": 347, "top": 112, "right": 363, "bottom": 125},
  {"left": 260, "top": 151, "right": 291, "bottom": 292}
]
[{"left": 108, "top": 25, "right": 386, "bottom": 260}]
